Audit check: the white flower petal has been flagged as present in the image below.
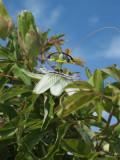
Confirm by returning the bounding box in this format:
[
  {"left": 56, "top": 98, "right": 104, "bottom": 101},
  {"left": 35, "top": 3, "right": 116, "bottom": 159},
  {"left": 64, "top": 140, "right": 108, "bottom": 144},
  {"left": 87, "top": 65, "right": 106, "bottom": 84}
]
[
  {"left": 33, "top": 74, "right": 60, "bottom": 94},
  {"left": 50, "top": 80, "right": 63, "bottom": 96},
  {"left": 60, "top": 78, "right": 73, "bottom": 88},
  {"left": 65, "top": 88, "right": 80, "bottom": 96},
  {"left": 50, "top": 77, "right": 73, "bottom": 96},
  {"left": 60, "top": 78, "right": 80, "bottom": 96},
  {"left": 22, "top": 69, "right": 43, "bottom": 80}
]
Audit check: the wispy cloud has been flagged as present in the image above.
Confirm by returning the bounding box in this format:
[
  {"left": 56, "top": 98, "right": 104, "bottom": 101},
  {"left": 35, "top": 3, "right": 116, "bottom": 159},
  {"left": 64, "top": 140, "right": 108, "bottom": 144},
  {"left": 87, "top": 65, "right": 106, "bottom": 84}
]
[
  {"left": 9, "top": 0, "right": 62, "bottom": 27},
  {"left": 23, "top": 0, "right": 63, "bottom": 27},
  {"left": 71, "top": 47, "right": 88, "bottom": 59},
  {"left": 104, "top": 35, "right": 120, "bottom": 58},
  {"left": 88, "top": 16, "right": 99, "bottom": 26},
  {"left": 75, "top": 35, "right": 120, "bottom": 61}
]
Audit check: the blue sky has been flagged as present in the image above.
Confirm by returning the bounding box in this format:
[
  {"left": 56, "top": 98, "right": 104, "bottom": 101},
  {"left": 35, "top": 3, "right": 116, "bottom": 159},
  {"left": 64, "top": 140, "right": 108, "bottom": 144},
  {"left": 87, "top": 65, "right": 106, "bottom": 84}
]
[
  {"left": 1, "top": 0, "right": 120, "bottom": 126},
  {"left": 1, "top": 0, "right": 120, "bottom": 79}
]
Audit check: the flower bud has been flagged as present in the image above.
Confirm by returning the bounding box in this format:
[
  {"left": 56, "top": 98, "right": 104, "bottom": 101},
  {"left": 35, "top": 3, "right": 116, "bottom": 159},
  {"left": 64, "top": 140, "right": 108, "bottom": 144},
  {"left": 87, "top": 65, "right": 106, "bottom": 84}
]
[
  {"left": 17, "top": 10, "right": 41, "bottom": 67},
  {"left": 17, "top": 10, "right": 37, "bottom": 44},
  {"left": 59, "top": 53, "right": 65, "bottom": 61},
  {"left": 0, "top": 0, "right": 14, "bottom": 40}
]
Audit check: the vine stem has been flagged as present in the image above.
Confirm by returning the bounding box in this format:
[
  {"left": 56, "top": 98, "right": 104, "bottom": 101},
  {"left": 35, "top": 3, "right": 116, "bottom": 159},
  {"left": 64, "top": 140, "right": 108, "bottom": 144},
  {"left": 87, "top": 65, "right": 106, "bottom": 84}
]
[
  {"left": 37, "top": 57, "right": 53, "bottom": 68},
  {"left": 97, "top": 106, "right": 114, "bottom": 151},
  {"left": 71, "top": 27, "right": 120, "bottom": 51},
  {"left": 112, "top": 120, "right": 120, "bottom": 132},
  {"left": 0, "top": 74, "right": 23, "bottom": 82}
]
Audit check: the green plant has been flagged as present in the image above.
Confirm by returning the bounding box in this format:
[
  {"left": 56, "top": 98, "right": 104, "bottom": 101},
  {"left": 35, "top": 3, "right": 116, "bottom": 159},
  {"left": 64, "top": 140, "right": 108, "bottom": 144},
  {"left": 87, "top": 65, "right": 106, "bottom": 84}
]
[{"left": 0, "top": 0, "right": 120, "bottom": 159}]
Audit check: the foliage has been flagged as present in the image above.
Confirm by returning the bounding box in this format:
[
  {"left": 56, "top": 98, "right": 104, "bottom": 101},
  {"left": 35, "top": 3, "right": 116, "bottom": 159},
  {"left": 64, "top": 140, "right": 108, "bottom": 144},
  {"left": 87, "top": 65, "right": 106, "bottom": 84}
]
[{"left": 0, "top": 1, "right": 120, "bottom": 159}]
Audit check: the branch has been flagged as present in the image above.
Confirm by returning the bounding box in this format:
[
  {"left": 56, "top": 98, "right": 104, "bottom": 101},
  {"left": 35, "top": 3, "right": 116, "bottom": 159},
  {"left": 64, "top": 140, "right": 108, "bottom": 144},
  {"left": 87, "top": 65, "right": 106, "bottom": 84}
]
[
  {"left": 112, "top": 120, "right": 120, "bottom": 132},
  {"left": 97, "top": 106, "right": 114, "bottom": 151},
  {"left": 0, "top": 74, "right": 23, "bottom": 82}
]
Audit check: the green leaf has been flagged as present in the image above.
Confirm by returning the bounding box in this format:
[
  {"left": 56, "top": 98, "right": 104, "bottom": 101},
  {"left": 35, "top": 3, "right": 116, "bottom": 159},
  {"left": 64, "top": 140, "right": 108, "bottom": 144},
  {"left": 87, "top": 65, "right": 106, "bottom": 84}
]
[
  {"left": 65, "top": 80, "right": 93, "bottom": 90},
  {"left": 107, "top": 83, "right": 120, "bottom": 105},
  {"left": 0, "top": 103, "right": 18, "bottom": 119},
  {"left": 21, "top": 94, "right": 39, "bottom": 121},
  {"left": 72, "top": 56, "right": 86, "bottom": 67},
  {"left": 103, "top": 99, "right": 119, "bottom": 120},
  {"left": 42, "top": 94, "right": 55, "bottom": 130},
  {"left": 0, "top": 45, "right": 9, "bottom": 58},
  {"left": 13, "top": 64, "right": 31, "bottom": 85},
  {"left": 107, "top": 139, "right": 120, "bottom": 154},
  {"left": 15, "top": 152, "right": 25, "bottom": 160},
  {"left": 92, "top": 98, "right": 103, "bottom": 122},
  {"left": 55, "top": 43, "right": 62, "bottom": 53},
  {"left": 17, "top": 95, "right": 39, "bottom": 145},
  {"left": 0, "top": 135, "right": 15, "bottom": 149},
  {"left": 85, "top": 67, "right": 92, "bottom": 79},
  {"left": 0, "top": 85, "right": 32, "bottom": 103},
  {"left": 53, "top": 33, "right": 65, "bottom": 39},
  {"left": 25, "top": 120, "right": 42, "bottom": 132},
  {"left": 41, "top": 123, "right": 71, "bottom": 160},
  {"left": 85, "top": 119, "right": 106, "bottom": 130},
  {"left": 88, "top": 75, "right": 94, "bottom": 86},
  {"left": 56, "top": 91, "right": 96, "bottom": 117},
  {"left": 42, "top": 29, "right": 51, "bottom": 43},
  {"left": 0, "top": 63, "right": 14, "bottom": 92},
  {"left": 21, "top": 69, "right": 43, "bottom": 80},
  {"left": 102, "top": 65, "right": 120, "bottom": 82},
  {"left": 75, "top": 124, "right": 97, "bottom": 150},
  {"left": 93, "top": 69, "right": 104, "bottom": 93},
  {"left": 113, "top": 125, "right": 120, "bottom": 138},
  {"left": 16, "top": 143, "right": 38, "bottom": 160},
  {"left": 21, "top": 129, "right": 47, "bottom": 150},
  {"left": 0, "top": 117, "right": 20, "bottom": 137},
  {"left": 61, "top": 139, "right": 91, "bottom": 157},
  {"left": 95, "top": 157, "right": 118, "bottom": 160}
]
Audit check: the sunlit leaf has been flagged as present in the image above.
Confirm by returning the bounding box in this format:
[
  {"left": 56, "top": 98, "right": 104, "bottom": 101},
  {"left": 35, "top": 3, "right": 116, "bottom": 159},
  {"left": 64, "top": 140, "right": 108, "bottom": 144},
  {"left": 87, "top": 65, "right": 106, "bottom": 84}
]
[
  {"left": 92, "top": 98, "right": 103, "bottom": 122},
  {"left": 72, "top": 56, "right": 86, "bottom": 67},
  {"left": 85, "top": 67, "right": 92, "bottom": 79},
  {"left": 42, "top": 29, "right": 51, "bottom": 43},
  {"left": 102, "top": 65, "right": 120, "bottom": 82},
  {"left": 75, "top": 124, "right": 97, "bottom": 150},
  {"left": 55, "top": 43, "right": 62, "bottom": 53},
  {"left": 61, "top": 139, "right": 91, "bottom": 157},
  {"left": 0, "top": 85, "right": 32, "bottom": 103},
  {"left": 65, "top": 80, "right": 93, "bottom": 90},
  {"left": 13, "top": 64, "right": 31, "bottom": 85},
  {"left": 93, "top": 69, "right": 104, "bottom": 93},
  {"left": 21, "top": 69, "right": 43, "bottom": 80},
  {"left": 56, "top": 91, "right": 97, "bottom": 117},
  {"left": 53, "top": 33, "right": 65, "bottom": 39}
]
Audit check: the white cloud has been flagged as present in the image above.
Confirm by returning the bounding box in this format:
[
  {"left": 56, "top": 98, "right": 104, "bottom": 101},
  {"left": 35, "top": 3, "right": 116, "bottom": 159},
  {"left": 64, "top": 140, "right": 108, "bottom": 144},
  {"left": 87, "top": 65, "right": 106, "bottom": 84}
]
[
  {"left": 23, "top": 0, "right": 62, "bottom": 27},
  {"left": 9, "top": 0, "right": 62, "bottom": 27},
  {"left": 71, "top": 47, "right": 87, "bottom": 59},
  {"left": 89, "top": 16, "right": 99, "bottom": 26},
  {"left": 104, "top": 35, "right": 120, "bottom": 58},
  {"left": 73, "top": 35, "right": 120, "bottom": 60}
]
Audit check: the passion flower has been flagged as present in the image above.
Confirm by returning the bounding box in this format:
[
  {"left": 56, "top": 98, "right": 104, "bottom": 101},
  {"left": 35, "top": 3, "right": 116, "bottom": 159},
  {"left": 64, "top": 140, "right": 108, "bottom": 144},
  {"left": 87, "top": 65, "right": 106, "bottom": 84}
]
[{"left": 22, "top": 67, "right": 80, "bottom": 96}]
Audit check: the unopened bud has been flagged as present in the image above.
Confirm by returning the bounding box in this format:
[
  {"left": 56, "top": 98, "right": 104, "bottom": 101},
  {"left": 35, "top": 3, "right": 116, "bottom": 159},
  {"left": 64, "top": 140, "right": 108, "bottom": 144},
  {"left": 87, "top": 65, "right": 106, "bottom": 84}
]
[
  {"left": 0, "top": 0, "right": 14, "bottom": 40},
  {"left": 17, "top": 10, "right": 41, "bottom": 67}
]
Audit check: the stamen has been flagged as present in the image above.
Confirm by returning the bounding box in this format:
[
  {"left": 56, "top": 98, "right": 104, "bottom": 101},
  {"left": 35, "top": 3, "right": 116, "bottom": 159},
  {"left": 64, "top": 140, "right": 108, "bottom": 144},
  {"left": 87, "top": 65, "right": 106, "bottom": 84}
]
[
  {"left": 34, "top": 66, "right": 81, "bottom": 81},
  {"left": 47, "top": 52, "right": 75, "bottom": 62}
]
